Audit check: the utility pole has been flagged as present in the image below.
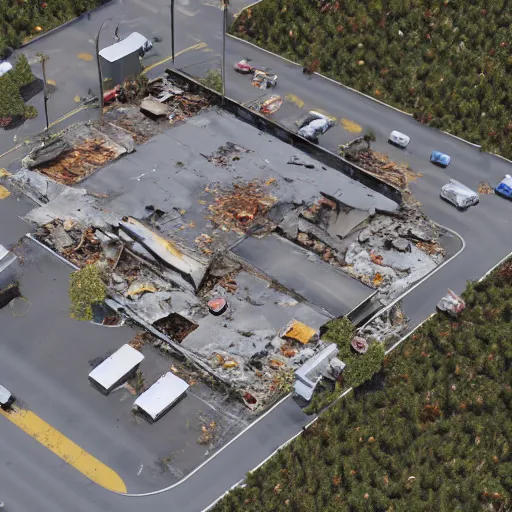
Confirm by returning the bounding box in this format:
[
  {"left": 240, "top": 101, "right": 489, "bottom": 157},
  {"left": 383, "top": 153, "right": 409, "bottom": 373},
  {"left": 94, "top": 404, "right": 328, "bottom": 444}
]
[
  {"left": 36, "top": 52, "right": 50, "bottom": 132},
  {"left": 95, "top": 17, "right": 112, "bottom": 125},
  {"left": 170, "top": 0, "right": 175, "bottom": 63},
  {"left": 221, "top": 0, "right": 229, "bottom": 100}
]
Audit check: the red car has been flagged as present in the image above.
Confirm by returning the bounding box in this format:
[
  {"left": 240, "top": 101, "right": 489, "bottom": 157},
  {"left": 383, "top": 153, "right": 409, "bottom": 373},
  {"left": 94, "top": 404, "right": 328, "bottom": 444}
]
[{"left": 233, "top": 58, "right": 253, "bottom": 74}]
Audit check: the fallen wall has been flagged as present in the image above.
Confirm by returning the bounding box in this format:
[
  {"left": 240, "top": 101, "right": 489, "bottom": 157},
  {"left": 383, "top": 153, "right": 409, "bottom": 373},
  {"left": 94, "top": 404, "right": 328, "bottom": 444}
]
[{"left": 166, "top": 69, "right": 403, "bottom": 206}]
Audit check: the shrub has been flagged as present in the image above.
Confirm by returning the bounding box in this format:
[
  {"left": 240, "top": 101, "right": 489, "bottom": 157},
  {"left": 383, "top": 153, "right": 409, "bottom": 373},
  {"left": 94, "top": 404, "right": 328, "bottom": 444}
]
[{"left": 68, "top": 264, "right": 107, "bottom": 321}]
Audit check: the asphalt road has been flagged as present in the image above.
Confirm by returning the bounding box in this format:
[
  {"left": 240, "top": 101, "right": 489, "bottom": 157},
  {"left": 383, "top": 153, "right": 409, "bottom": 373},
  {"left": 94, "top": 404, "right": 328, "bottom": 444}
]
[{"left": 1, "top": 0, "right": 512, "bottom": 510}]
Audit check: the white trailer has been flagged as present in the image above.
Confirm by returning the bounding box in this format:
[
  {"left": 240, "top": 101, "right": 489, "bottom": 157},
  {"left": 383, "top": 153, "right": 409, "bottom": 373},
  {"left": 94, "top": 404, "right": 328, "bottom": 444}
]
[
  {"left": 89, "top": 344, "right": 144, "bottom": 395},
  {"left": 133, "top": 372, "right": 189, "bottom": 422}
]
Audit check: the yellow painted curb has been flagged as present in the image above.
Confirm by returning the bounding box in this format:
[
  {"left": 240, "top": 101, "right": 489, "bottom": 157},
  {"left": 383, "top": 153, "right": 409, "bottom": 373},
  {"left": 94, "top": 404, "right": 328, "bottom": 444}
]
[{"left": 0, "top": 407, "right": 127, "bottom": 493}]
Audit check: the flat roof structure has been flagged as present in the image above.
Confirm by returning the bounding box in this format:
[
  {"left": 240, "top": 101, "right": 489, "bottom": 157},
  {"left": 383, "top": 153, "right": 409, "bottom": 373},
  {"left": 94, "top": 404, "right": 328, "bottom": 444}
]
[
  {"left": 133, "top": 372, "right": 189, "bottom": 422},
  {"left": 232, "top": 234, "right": 375, "bottom": 317},
  {"left": 89, "top": 344, "right": 144, "bottom": 395}
]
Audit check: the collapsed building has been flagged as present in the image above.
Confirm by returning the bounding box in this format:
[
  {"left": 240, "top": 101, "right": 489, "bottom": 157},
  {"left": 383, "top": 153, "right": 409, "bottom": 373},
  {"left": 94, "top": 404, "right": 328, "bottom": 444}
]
[{"left": 7, "top": 73, "right": 446, "bottom": 409}]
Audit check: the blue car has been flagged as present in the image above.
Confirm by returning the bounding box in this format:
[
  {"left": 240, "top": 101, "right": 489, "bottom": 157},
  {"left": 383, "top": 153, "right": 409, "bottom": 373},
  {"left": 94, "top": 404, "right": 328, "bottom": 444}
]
[
  {"left": 496, "top": 175, "right": 512, "bottom": 199},
  {"left": 430, "top": 151, "right": 451, "bottom": 167}
]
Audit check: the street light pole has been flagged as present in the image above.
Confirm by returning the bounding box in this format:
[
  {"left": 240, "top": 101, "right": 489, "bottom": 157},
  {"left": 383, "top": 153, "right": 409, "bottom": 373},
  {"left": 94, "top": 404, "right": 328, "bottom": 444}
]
[
  {"left": 221, "top": 0, "right": 229, "bottom": 100},
  {"left": 95, "top": 17, "right": 112, "bottom": 125},
  {"left": 36, "top": 52, "right": 50, "bottom": 132},
  {"left": 170, "top": 0, "right": 175, "bottom": 64}
]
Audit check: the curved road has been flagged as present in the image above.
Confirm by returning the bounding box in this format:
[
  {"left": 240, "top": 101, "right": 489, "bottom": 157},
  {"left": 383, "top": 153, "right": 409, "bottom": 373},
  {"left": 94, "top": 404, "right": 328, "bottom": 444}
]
[{"left": 1, "top": 0, "right": 512, "bottom": 510}]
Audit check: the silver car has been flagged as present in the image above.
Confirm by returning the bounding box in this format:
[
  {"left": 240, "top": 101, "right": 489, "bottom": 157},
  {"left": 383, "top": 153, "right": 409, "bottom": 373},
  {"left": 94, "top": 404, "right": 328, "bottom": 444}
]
[{"left": 440, "top": 179, "right": 479, "bottom": 210}]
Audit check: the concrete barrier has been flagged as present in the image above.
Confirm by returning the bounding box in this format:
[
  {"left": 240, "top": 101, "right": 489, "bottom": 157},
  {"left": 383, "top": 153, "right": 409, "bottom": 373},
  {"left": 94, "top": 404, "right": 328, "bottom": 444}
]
[{"left": 166, "top": 68, "right": 403, "bottom": 206}]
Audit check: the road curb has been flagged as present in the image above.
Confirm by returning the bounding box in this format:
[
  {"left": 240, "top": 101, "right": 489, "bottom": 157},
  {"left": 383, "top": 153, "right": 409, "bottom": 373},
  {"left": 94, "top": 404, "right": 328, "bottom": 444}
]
[
  {"left": 226, "top": 33, "right": 512, "bottom": 165},
  {"left": 20, "top": 0, "right": 116, "bottom": 49}
]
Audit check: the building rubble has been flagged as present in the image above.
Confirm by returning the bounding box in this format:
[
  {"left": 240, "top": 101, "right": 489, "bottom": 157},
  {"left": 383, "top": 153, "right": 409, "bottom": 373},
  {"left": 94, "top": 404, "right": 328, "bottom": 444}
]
[
  {"left": 275, "top": 193, "right": 445, "bottom": 308},
  {"left": 7, "top": 79, "right": 448, "bottom": 409}
]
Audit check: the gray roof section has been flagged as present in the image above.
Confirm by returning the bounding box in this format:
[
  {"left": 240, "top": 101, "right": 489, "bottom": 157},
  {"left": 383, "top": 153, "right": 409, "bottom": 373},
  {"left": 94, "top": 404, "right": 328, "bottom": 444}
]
[
  {"left": 81, "top": 109, "right": 398, "bottom": 263},
  {"left": 232, "top": 234, "right": 375, "bottom": 317}
]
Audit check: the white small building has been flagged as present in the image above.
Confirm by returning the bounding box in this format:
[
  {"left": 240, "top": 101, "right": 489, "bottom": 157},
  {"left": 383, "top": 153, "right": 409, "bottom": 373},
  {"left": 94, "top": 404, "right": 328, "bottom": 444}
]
[
  {"left": 89, "top": 344, "right": 144, "bottom": 395},
  {"left": 99, "top": 32, "right": 152, "bottom": 86},
  {"left": 133, "top": 372, "right": 189, "bottom": 422}
]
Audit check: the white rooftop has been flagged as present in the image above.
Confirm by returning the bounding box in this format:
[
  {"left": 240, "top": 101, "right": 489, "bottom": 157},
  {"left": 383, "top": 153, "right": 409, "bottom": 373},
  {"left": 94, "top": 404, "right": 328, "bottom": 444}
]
[
  {"left": 99, "top": 32, "right": 148, "bottom": 63},
  {"left": 89, "top": 344, "right": 144, "bottom": 391},
  {"left": 134, "top": 372, "right": 189, "bottom": 420}
]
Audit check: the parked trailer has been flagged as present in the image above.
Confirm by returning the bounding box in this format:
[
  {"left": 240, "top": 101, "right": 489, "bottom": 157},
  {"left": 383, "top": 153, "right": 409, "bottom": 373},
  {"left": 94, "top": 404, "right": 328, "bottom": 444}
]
[
  {"left": 89, "top": 344, "right": 144, "bottom": 395},
  {"left": 133, "top": 372, "right": 189, "bottom": 422}
]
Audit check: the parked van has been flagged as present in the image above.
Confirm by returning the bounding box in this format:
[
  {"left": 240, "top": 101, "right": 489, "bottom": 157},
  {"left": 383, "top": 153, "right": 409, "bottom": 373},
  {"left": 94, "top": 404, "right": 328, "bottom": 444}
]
[{"left": 388, "top": 130, "right": 410, "bottom": 148}]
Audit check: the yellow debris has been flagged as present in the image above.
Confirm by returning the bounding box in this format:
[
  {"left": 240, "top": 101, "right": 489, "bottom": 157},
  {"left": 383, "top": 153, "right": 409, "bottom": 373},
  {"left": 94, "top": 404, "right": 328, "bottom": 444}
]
[
  {"left": 0, "top": 168, "right": 11, "bottom": 177},
  {"left": 282, "top": 319, "right": 316, "bottom": 344},
  {"left": 127, "top": 283, "right": 157, "bottom": 297},
  {"left": 0, "top": 185, "right": 11, "bottom": 199},
  {"left": 47, "top": 79, "right": 56, "bottom": 86},
  {"left": 74, "top": 95, "right": 81, "bottom": 103},
  {"left": 341, "top": 118, "right": 363, "bottom": 133}
]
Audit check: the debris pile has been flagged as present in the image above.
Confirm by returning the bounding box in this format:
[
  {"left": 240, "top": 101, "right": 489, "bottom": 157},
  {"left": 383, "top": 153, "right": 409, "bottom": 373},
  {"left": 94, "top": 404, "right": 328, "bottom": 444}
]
[
  {"left": 201, "top": 142, "right": 251, "bottom": 168},
  {"left": 477, "top": 181, "right": 494, "bottom": 195},
  {"left": 276, "top": 195, "right": 444, "bottom": 304},
  {"left": 342, "top": 141, "right": 422, "bottom": 192},
  {"left": 358, "top": 301, "right": 408, "bottom": 347},
  {"left": 106, "top": 74, "right": 211, "bottom": 143},
  {"left": 205, "top": 179, "right": 278, "bottom": 235},
  {"left": 22, "top": 122, "right": 135, "bottom": 185}
]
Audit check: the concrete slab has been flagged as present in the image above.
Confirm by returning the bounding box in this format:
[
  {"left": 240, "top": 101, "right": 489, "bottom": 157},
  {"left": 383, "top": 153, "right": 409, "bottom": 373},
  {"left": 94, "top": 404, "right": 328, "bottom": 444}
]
[{"left": 232, "top": 234, "right": 375, "bottom": 317}]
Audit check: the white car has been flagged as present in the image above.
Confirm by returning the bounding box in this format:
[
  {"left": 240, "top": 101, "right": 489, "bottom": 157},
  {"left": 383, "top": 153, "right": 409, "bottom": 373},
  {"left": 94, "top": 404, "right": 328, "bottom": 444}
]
[
  {"left": 440, "top": 179, "right": 479, "bottom": 210},
  {"left": 388, "top": 130, "right": 410, "bottom": 148}
]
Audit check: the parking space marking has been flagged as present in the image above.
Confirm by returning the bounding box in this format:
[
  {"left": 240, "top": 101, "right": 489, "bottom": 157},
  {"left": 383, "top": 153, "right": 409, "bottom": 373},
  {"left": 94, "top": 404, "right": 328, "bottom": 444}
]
[
  {"left": 284, "top": 93, "right": 304, "bottom": 108},
  {"left": 0, "top": 407, "right": 127, "bottom": 493},
  {"left": 341, "top": 118, "right": 363, "bottom": 133}
]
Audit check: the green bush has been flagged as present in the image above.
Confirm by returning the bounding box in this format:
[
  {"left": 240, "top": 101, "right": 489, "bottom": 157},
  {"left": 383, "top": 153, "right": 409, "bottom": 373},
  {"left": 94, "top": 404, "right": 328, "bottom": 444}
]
[
  {"left": 232, "top": 0, "right": 512, "bottom": 158},
  {"left": 12, "top": 55, "right": 35, "bottom": 87},
  {"left": 0, "top": 0, "right": 109, "bottom": 53},
  {"left": 68, "top": 264, "right": 107, "bottom": 321},
  {"left": 0, "top": 72, "right": 26, "bottom": 118},
  {"left": 200, "top": 69, "right": 223, "bottom": 93}
]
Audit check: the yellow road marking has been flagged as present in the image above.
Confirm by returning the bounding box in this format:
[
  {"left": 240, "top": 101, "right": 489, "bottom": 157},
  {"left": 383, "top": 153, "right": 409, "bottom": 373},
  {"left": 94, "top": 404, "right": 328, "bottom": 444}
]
[
  {"left": 285, "top": 93, "right": 304, "bottom": 108},
  {"left": 143, "top": 42, "right": 208, "bottom": 74},
  {"left": 78, "top": 52, "right": 93, "bottom": 61},
  {"left": 0, "top": 407, "right": 127, "bottom": 493},
  {"left": 49, "top": 105, "right": 87, "bottom": 129},
  {"left": 0, "top": 185, "right": 11, "bottom": 199},
  {"left": 341, "top": 118, "right": 362, "bottom": 133}
]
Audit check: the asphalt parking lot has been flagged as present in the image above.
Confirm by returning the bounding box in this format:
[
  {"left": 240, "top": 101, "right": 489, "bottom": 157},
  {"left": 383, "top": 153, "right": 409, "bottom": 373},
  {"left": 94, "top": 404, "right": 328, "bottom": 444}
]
[{"left": 0, "top": 236, "right": 249, "bottom": 493}]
